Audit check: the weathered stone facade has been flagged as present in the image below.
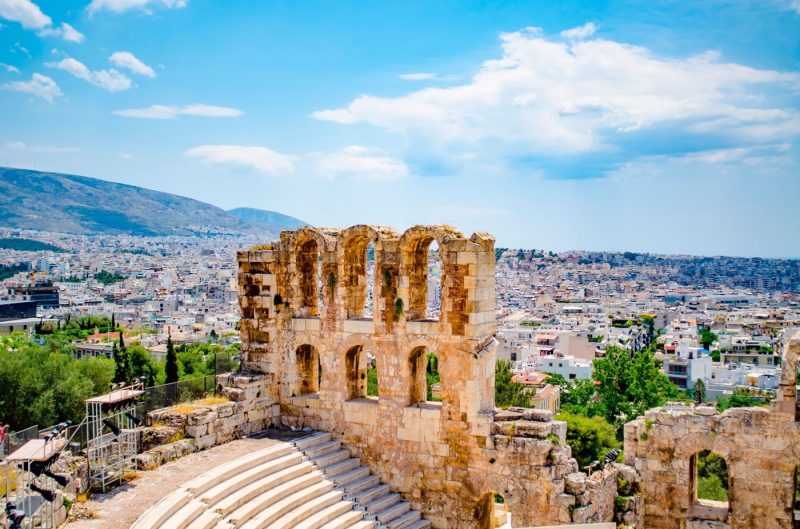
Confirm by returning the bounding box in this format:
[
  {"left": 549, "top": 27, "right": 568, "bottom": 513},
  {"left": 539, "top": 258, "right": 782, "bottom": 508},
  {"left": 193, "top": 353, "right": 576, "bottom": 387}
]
[
  {"left": 625, "top": 336, "right": 800, "bottom": 529},
  {"left": 236, "top": 224, "right": 800, "bottom": 529},
  {"left": 236, "top": 225, "right": 619, "bottom": 528}
]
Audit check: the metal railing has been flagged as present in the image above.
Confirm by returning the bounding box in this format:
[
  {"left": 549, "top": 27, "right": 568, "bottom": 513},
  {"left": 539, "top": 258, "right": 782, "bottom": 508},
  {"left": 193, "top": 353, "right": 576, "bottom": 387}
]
[{"left": 143, "top": 375, "right": 218, "bottom": 415}]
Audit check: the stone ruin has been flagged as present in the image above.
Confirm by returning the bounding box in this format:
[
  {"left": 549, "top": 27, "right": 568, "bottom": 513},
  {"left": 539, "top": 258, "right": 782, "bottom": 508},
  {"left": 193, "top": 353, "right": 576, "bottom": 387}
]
[
  {"left": 235, "top": 224, "right": 627, "bottom": 528},
  {"left": 227, "top": 224, "right": 800, "bottom": 529}
]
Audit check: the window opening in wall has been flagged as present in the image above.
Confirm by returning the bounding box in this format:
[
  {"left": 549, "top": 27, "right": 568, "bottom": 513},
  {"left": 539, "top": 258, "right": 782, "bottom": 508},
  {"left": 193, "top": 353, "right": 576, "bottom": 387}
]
[
  {"left": 367, "top": 350, "right": 378, "bottom": 397},
  {"left": 426, "top": 351, "right": 441, "bottom": 402},
  {"left": 427, "top": 240, "right": 442, "bottom": 320},
  {"left": 365, "top": 241, "right": 374, "bottom": 318},
  {"left": 695, "top": 450, "right": 729, "bottom": 504}
]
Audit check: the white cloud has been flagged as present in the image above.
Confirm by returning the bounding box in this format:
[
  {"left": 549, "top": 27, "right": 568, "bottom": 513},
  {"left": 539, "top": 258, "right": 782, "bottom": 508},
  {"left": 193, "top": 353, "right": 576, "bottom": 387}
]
[
  {"left": 311, "top": 27, "right": 800, "bottom": 169},
  {"left": 185, "top": 145, "right": 295, "bottom": 175},
  {"left": 1, "top": 72, "right": 61, "bottom": 101},
  {"left": 399, "top": 73, "right": 437, "bottom": 81},
  {"left": 314, "top": 146, "right": 408, "bottom": 181},
  {"left": 88, "top": 0, "right": 187, "bottom": 14},
  {"left": 0, "top": 62, "right": 19, "bottom": 73},
  {"left": 113, "top": 104, "right": 243, "bottom": 119},
  {"left": 49, "top": 57, "right": 131, "bottom": 92},
  {"left": 119, "top": 152, "right": 133, "bottom": 159},
  {"left": 0, "top": 0, "right": 50, "bottom": 29},
  {"left": 38, "top": 22, "right": 85, "bottom": 42},
  {"left": 109, "top": 51, "right": 155, "bottom": 77},
  {"left": 790, "top": 0, "right": 800, "bottom": 14},
  {"left": 560, "top": 22, "right": 597, "bottom": 40},
  {"left": 4, "top": 140, "right": 78, "bottom": 153}
]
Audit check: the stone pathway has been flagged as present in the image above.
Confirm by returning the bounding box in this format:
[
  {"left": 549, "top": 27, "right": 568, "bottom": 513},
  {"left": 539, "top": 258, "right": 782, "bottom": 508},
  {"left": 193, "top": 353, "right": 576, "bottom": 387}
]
[{"left": 65, "top": 437, "right": 279, "bottom": 529}]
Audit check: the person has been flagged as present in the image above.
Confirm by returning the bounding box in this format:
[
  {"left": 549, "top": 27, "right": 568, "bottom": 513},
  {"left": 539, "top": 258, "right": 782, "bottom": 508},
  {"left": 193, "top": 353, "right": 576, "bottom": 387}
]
[{"left": 0, "top": 423, "right": 7, "bottom": 459}]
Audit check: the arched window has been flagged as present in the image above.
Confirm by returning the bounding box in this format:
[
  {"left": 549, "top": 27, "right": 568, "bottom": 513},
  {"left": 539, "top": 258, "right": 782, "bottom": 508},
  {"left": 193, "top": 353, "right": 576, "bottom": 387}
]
[
  {"left": 296, "top": 239, "right": 320, "bottom": 317},
  {"left": 409, "top": 347, "right": 440, "bottom": 405},
  {"left": 405, "top": 236, "right": 444, "bottom": 321},
  {"left": 493, "top": 493, "right": 511, "bottom": 528},
  {"left": 345, "top": 345, "right": 376, "bottom": 399},
  {"left": 295, "top": 344, "right": 320, "bottom": 395},
  {"left": 426, "top": 240, "right": 442, "bottom": 320},
  {"left": 343, "top": 236, "right": 375, "bottom": 319},
  {"left": 693, "top": 450, "right": 730, "bottom": 506}
]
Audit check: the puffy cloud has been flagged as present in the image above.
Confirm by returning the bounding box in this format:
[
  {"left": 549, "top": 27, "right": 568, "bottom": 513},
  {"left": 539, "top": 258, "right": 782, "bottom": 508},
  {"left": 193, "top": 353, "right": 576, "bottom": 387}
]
[
  {"left": 0, "top": 0, "right": 50, "bottom": 29},
  {"left": 113, "top": 104, "right": 243, "bottom": 119},
  {"left": 1, "top": 72, "right": 61, "bottom": 101},
  {"left": 312, "top": 27, "right": 800, "bottom": 178},
  {"left": 0, "top": 62, "right": 19, "bottom": 73},
  {"left": 38, "top": 22, "right": 85, "bottom": 42},
  {"left": 88, "top": 0, "right": 187, "bottom": 14},
  {"left": 560, "top": 22, "right": 597, "bottom": 40},
  {"left": 399, "top": 73, "right": 437, "bottom": 81},
  {"left": 109, "top": 51, "right": 155, "bottom": 77},
  {"left": 48, "top": 57, "right": 131, "bottom": 92},
  {"left": 314, "top": 146, "right": 408, "bottom": 181},
  {"left": 185, "top": 145, "right": 295, "bottom": 174}
]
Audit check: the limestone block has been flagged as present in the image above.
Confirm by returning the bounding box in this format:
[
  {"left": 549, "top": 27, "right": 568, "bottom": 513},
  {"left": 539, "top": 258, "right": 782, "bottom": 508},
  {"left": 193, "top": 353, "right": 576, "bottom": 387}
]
[{"left": 185, "top": 423, "right": 208, "bottom": 438}]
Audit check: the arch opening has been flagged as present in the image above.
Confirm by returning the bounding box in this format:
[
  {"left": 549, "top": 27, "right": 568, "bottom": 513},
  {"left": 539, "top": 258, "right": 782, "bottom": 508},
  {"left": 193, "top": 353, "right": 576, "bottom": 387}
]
[
  {"left": 409, "top": 347, "right": 441, "bottom": 404},
  {"left": 405, "top": 236, "right": 443, "bottom": 321},
  {"left": 343, "top": 236, "right": 376, "bottom": 320},
  {"left": 794, "top": 466, "right": 800, "bottom": 522},
  {"left": 693, "top": 450, "right": 730, "bottom": 506},
  {"left": 295, "top": 344, "right": 320, "bottom": 395},
  {"left": 345, "top": 345, "right": 377, "bottom": 399},
  {"left": 296, "top": 238, "right": 320, "bottom": 318}
]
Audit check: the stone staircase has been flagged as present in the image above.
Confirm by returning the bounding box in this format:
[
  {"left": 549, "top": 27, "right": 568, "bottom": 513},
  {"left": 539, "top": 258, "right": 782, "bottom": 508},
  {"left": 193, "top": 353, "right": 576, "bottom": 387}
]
[
  {"left": 296, "top": 432, "right": 431, "bottom": 529},
  {"left": 129, "top": 433, "right": 431, "bottom": 529}
]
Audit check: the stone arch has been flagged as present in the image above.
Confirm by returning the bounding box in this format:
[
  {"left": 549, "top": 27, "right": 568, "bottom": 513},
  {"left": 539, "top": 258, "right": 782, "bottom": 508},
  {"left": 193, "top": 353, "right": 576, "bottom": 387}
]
[
  {"left": 291, "top": 227, "right": 329, "bottom": 318},
  {"left": 409, "top": 346, "right": 428, "bottom": 405},
  {"left": 295, "top": 343, "right": 320, "bottom": 395},
  {"left": 338, "top": 335, "right": 380, "bottom": 400},
  {"left": 339, "top": 225, "right": 383, "bottom": 319},
  {"left": 399, "top": 225, "right": 462, "bottom": 321}
]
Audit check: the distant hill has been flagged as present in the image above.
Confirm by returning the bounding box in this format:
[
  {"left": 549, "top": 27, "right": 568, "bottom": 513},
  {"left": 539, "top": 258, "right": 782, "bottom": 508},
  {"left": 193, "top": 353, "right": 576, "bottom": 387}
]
[
  {"left": 227, "top": 207, "right": 306, "bottom": 233},
  {"left": 0, "top": 167, "right": 306, "bottom": 238}
]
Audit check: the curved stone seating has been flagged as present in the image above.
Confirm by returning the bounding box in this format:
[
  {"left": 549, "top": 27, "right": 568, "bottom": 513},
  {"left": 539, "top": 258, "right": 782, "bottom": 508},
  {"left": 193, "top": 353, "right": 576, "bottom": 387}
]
[{"left": 130, "top": 432, "right": 432, "bottom": 529}]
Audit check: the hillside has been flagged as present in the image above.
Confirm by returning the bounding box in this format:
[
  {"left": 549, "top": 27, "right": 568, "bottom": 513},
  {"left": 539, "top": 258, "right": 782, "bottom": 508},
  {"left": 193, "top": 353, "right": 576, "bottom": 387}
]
[
  {"left": 0, "top": 237, "right": 65, "bottom": 252},
  {"left": 227, "top": 207, "right": 306, "bottom": 233},
  {"left": 0, "top": 167, "right": 305, "bottom": 238}
]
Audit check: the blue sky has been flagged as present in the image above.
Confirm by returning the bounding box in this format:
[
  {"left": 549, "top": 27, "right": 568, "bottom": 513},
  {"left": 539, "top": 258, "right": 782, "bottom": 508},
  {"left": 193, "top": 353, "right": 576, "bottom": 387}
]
[{"left": 1, "top": 0, "right": 799, "bottom": 257}]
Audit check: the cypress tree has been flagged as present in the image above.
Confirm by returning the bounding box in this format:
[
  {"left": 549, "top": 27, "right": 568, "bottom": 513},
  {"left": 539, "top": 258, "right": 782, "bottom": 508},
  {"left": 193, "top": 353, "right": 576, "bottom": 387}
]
[
  {"left": 111, "top": 313, "right": 116, "bottom": 331},
  {"left": 165, "top": 332, "right": 179, "bottom": 384},
  {"left": 694, "top": 379, "right": 706, "bottom": 404},
  {"left": 113, "top": 343, "right": 127, "bottom": 384}
]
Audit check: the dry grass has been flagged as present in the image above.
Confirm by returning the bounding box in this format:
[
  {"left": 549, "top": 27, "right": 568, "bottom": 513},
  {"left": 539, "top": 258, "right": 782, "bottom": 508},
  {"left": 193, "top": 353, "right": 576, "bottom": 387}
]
[
  {"left": 171, "top": 404, "right": 199, "bottom": 414},
  {"left": 196, "top": 396, "right": 228, "bottom": 406}
]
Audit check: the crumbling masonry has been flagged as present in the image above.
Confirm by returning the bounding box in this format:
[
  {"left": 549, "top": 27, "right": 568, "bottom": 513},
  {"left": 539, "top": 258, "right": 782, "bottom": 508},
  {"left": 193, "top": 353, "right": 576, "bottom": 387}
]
[{"left": 235, "top": 224, "right": 800, "bottom": 529}]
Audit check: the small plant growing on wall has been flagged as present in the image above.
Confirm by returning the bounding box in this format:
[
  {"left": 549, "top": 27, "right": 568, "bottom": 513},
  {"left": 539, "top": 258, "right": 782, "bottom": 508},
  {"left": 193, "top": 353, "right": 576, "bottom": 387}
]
[
  {"left": 382, "top": 269, "right": 392, "bottom": 290},
  {"left": 328, "top": 271, "right": 336, "bottom": 300},
  {"left": 394, "top": 297, "right": 404, "bottom": 322}
]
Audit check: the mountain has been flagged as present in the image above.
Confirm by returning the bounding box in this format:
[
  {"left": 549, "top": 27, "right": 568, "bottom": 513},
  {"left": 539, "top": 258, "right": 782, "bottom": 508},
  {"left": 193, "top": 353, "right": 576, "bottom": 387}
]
[
  {"left": 0, "top": 167, "right": 306, "bottom": 238},
  {"left": 227, "top": 207, "right": 306, "bottom": 233}
]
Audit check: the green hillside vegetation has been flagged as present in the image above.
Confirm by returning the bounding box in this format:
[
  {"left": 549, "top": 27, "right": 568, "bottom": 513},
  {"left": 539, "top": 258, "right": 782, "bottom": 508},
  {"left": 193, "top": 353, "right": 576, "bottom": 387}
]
[{"left": 0, "top": 237, "right": 65, "bottom": 252}]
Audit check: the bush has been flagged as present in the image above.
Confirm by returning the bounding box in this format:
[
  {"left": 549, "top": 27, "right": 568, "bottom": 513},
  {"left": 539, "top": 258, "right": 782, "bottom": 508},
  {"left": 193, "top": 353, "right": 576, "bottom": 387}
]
[{"left": 555, "top": 411, "right": 619, "bottom": 470}]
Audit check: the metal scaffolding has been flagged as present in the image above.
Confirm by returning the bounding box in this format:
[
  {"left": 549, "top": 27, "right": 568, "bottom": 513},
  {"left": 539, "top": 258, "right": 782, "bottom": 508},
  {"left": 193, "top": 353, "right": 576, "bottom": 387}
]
[
  {"left": 85, "top": 382, "right": 144, "bottom": 493},
  {"left": 2, "top": 424, "right": 70, "bottom": 529}
]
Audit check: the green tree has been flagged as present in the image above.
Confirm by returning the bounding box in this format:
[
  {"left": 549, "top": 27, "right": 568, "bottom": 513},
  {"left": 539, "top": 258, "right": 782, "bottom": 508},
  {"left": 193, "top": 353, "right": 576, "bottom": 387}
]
[
  {"left": 495, "top": 360, "right": 531, "bottom": 408},
  {"left": 165, "top": 333, "right": 179, "bottom": 384},
  {"left": 0, "top": 332, "right": 114, "bottom": 429},
  {"left": 694, "top": 379, "right": 706, "bottom": 404},
  {"left": 699, "top": 329, "right": 718, "bottom": 350},
  {"left": 555, "top": 411, "right": 620, "bottom": 469},
  {"left": 112, "top": 341, "right": 128, "bottom": 384},
  {"left": 697, "top": 450, "right": 729, "bottom": 501},
  {"left": 128, "top": 344, "right": 158, "bottom": 386},
  {"left": 592, "top": 345, "right": 677, "bottom": 427}
]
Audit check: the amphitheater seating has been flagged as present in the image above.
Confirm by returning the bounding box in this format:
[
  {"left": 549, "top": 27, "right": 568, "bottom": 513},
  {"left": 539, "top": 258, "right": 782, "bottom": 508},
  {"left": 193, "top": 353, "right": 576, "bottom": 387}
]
[{"left": 130, "top": 432, "right": 432, "bottom": 529}]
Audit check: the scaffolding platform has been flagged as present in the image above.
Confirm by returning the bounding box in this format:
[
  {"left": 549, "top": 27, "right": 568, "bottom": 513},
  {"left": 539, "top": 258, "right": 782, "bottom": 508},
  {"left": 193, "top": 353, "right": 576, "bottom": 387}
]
[{"left": 86, "top": 382, "right": 144, "bottom": 493}]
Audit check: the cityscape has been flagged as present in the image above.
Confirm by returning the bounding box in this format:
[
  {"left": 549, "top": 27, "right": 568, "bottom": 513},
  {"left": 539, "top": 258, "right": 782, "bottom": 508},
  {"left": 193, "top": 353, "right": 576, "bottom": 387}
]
[{"left": 1, "top": 0, "right": 799, "bottom": 528}]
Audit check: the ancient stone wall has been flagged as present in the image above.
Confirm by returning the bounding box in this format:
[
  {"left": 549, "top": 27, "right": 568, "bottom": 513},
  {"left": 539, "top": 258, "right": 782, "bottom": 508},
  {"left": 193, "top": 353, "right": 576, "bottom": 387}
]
[
  {"left": 236, "top": 225, "right": 618, "bottom": 528},
  {"left": 625, "top": 337, "right": 800, "bottom": 529}
]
